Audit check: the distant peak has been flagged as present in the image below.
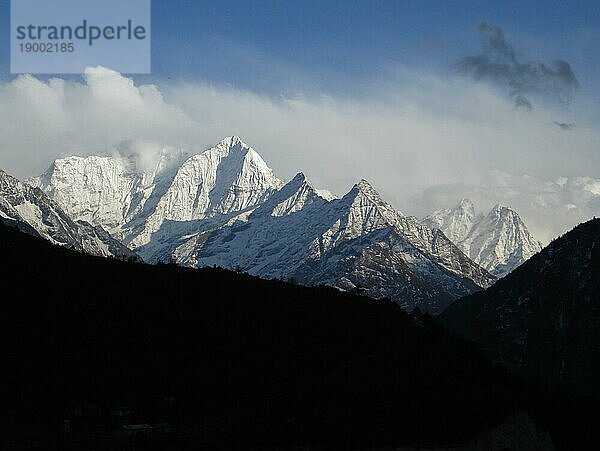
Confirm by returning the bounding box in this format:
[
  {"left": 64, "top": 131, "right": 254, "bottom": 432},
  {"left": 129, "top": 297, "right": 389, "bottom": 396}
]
[
  {"left": 344, "top": 179, "right": 391, "bottom": 207},
  {"left": 288, "top": 173, "right": 336, "bottom": 201},
  {"left": 218, "top": 135, "right": 248, "bottom": 149},
  {"left": 452, "top": 198, "right": 475, "bottom": 216},
  {"left": 282, "top": 172, "right": 316, "bottom": 193},
  {"left": 458, "top": 198, "right": 474, "bottom": 208},
  {"left": 355, "top": 179, "right": 376, "bottom": 192},
  {"left": 487, "top": 204, "right": 525, "bottom": 226},
  {"left": 291, "top": 172, "right": 308, "bottom": 183},
  {"left": 491, "top": 203, "right": 512, "bottom": 213}
]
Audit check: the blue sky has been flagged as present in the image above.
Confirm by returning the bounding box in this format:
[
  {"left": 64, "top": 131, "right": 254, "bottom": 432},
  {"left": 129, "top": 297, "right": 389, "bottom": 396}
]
[
  {"left": 1, "top": 0, "right": 600, "bottom": 95},
  {"left": 153, "top": 1, "right": 600, "bottom": 97}
]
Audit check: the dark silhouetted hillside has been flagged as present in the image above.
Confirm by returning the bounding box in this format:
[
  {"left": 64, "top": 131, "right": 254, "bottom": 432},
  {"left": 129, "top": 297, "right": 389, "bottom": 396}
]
[
  {"left": 0, "top": 221, "right": 598, "bottom": 450},
  {"left": 442, "top": 218, "right": 600, "bottom": 401}
]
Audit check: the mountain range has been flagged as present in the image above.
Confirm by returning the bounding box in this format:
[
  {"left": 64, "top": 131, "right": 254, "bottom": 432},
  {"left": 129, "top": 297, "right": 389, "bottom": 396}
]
[
  {"left": 0, "top": 136, "right": 539, "bottom": 312},
  {"left": 2, "top": 136, "right": 599, "bottom": 448},
  {"left": 424, "top": 198, "right": 543, "bottom": 277},
  {"left": 0, "top": 169, "right": 137, "bottom": 261},
  {"left": 18, "top": 136, "right": 546, "bottom": 312}
]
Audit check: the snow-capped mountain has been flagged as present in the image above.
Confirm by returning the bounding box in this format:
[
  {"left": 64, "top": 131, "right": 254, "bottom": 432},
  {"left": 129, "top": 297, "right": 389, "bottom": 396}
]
[
  {"left": 441, "top": 218, "right": 600, "bottom": 399},
  {"left": 0, "top": 169, "right": 137, "bottom": 260},
  {"left": 424, "top": 199, "right": 542, "bottom": 277},
  {"left": 29, "top": 137, "right": 284, "bottom": 250},
  {"left": 183, "top": 174, "right": 493, "bottom": 313},
  {"left": 424, "top": 199, "right": 477, "bottom": 245},
  {"left": 127, "top": 136, "right": 284, "bottom": 250},
  {"left": 31, "top": 137, "right": 494, "bottom": 312},
  {"left": 28, "top": 145, "right": 191, "bottom": 240}
]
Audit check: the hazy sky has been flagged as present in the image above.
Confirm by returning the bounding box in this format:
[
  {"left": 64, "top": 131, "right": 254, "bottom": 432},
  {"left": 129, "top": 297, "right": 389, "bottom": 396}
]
[{"left": 0, "top": 1, "right": 598, "bottom": 242}]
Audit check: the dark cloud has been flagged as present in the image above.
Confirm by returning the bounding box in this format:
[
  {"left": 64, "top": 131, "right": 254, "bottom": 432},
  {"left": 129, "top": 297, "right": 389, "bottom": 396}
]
[
  {"left": 457, "top": 22, "right": 580, "bottom": 110},
  {"left": 553, "top": 121, "right": 575, "bottom": 130},
  {"left": 514, "top": 93, "right": 533, "bottom": 112}
]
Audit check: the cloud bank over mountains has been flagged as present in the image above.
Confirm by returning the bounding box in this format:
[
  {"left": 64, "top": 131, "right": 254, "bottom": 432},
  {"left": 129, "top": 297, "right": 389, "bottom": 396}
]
[
  {"left": 412, "top": 171, "right": 600, "bottom": 244},
  {"left": 0, "top": 66, "right": 597, "bottom": 243}
]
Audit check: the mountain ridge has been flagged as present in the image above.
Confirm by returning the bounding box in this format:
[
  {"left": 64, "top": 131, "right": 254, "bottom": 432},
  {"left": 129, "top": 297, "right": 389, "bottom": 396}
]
[
  {"left": 30, "top": 136, "right": 495, "bottom": 312},
  {"left": 0, "top": 168, "right": 138, "bottom": 261},
  {"left": 425, "top": 198, "right": 543, "bottom": 277}
]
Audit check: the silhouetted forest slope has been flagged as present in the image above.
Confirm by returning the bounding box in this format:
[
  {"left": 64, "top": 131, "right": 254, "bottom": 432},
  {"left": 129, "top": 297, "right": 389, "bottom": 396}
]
[
  {"left": 0, "top": 222, "right": 598, "bottom": 450},
  {"left": 442, "top": 218, "right": 600, "bottom": 400}
]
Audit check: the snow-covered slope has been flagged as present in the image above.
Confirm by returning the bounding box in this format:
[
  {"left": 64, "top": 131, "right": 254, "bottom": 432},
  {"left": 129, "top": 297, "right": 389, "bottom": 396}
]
[
  {"left": 29, "top": 137, "right": 284, "bottom": 253},
  {"left": 425, "top": 199, "right": 542, "bottom": 277},
  {"left": 173, "top": 174, "right": 494, "bottom": 313},
  {"left": 424, "top": 198, "right": 478, "bottom": 245},
  {"left": 127, "top": 136, "right": 284, "bottom": 250},
  {"left": 1, "top": 169, "right": 137, "bottom": 260},
  {"left": 28, "top": 145, "right": 190, "bottom": 240},
  {"left": 462, "top": 205, "right": 543, "bottom": 277},
  {"left": 32, "top": 137, "right": 494, "bottom": 312}
]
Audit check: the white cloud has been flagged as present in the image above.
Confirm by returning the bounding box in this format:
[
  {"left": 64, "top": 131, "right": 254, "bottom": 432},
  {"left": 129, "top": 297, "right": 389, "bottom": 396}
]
[
  {"left": 0, "top": 67, "right": 194, "bottom": 175},
  {"left": 0, "top": 66, "right": 598, "bottom": 242},
  {"left": 410, "top": 171, "right": 600, "bottom": 244}
]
